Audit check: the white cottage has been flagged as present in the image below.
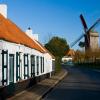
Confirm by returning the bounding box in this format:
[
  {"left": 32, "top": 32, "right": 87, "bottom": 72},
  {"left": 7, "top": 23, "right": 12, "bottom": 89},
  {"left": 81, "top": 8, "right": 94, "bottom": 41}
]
[{"left": 0, "top": 3, "right": 55, "bottom": 90}]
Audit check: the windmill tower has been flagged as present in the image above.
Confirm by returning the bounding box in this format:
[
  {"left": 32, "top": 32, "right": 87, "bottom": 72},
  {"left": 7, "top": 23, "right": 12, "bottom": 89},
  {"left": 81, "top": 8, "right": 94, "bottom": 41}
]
[{"left": 89, "top": 31, "right": 99, "bottom": 51}]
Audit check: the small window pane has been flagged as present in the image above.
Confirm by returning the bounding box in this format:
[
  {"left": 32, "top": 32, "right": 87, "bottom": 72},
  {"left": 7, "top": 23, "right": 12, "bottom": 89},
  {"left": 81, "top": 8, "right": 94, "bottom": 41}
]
[
  {"left": 25, "top": 56, "right": 27, "bottom": 65},
  {"left": 18, "top": 55, "right": 19, "bottom": 65},
  {"left": 18, "top": 67, "right": 19, "bottom": 76},
  {"left": 4, "top": 54, "right": 7, "bottom": 66},
  {"left": 4, "top": 68, "right": 6, "bottom": 80},
  {"left": 25, "top": 67, "right": 27, "bottom": 75}
]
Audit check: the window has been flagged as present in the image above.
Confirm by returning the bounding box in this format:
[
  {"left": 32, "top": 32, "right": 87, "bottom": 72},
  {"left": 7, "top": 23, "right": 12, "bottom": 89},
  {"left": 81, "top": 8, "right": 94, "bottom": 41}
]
[
  {"left": 16, "top": 52, "right": 20, "bottom": 81},
  {"left": 2, "top": 50, "right": 8, "bottom": 85},
  {"left": 24, "top": 54, "right": 29, "bottom": 79},
  {"left": 31, "top": 55, "right": 35, "bottom": 77},
  {"left": 9, "top": 54, "right": 14, "bottom": 84}
]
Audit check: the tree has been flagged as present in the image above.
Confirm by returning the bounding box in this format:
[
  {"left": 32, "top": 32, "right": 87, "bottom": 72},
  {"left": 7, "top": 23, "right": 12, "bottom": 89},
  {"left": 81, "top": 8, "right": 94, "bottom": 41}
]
[
  {"left": 45, "top": 36, "right": 69, "bottom": 72},
  {"left": 45, "top": 36, "right": 69, "bottom": 57}
]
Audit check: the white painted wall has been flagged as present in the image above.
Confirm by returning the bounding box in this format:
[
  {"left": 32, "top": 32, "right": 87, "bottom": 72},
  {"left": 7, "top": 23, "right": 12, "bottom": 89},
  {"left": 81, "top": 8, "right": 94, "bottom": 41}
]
[
  {"left": 0, "top": 40, "right": 54, "bottom": 86},
  {"left": 44, "top": 53, "right": 52, "bottom": 74}
]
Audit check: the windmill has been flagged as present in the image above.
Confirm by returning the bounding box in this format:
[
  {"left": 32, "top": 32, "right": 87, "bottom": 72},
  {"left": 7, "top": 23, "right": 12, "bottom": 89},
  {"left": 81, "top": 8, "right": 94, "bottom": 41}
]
[{"left": 70, "top": 14, "right": 100, "bottom": 51}]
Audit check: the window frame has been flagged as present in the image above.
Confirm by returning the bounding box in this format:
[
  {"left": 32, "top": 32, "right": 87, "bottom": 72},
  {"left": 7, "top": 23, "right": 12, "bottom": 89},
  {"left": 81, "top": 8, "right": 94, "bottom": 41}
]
[
  {"left": 2, "top": 50, "right": 8, "bottom": 85},
  {"left": 16, "top": 52, "right": 21, "bottom": 81},
  {"left": 24, "top": 54, "right": 29, "bottom": 79}
]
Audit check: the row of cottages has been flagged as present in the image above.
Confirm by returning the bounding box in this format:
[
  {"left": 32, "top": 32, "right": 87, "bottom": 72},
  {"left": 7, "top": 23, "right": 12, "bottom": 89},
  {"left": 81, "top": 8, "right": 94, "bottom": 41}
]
[{"left": 0, "top": 4, "right": 55, "bottom": 95}]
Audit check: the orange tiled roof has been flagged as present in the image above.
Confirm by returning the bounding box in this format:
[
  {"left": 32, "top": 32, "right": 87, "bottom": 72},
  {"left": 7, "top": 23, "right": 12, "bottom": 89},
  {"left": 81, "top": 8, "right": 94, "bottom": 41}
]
[
  {"left": 0, "top": 14, "right": 45, "bottom": 53},
  {"left": 66, "top": 49, "right": 75, "bottom": 56}
]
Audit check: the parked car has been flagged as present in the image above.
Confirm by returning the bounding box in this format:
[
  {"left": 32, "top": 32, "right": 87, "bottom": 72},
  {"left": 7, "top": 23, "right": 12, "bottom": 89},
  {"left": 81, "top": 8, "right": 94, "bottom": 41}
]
[{"left": 62, "top": 56, "right": 72, "bottom": 63}]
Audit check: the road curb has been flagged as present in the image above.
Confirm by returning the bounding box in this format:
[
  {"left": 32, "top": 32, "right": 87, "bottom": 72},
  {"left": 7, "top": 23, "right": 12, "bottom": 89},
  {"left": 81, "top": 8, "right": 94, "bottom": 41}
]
[{"left": 39, "top": 70, "right": 68, "bottom": 100}]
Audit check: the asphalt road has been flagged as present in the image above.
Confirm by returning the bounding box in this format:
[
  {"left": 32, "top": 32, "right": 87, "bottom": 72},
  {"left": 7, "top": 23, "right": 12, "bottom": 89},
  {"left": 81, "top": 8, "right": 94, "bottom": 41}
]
[{"left": 44, "top": 65, "right": 100, "bottom": 100}]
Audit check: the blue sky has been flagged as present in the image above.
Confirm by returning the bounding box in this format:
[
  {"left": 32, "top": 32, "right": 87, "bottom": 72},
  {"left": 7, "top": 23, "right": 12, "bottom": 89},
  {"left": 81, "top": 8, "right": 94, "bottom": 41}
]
[{"left": 1, "top": 0, "right": 100, "bottom": 49}]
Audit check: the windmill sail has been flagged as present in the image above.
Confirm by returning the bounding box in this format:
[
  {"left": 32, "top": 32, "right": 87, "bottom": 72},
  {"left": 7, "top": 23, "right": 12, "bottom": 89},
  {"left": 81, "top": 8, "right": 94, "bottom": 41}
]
[
  {"left": 88, "top": 18, "right": 100, "bottom": 32},
  {"left": 80, "top": 14, "right": 88, "bottom": 33}
]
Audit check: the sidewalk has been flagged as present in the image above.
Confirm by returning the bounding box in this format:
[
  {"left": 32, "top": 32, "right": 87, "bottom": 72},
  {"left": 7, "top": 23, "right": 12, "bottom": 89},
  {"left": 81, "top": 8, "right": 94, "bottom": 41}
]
[{"left": 7, "top": 69, "right": 68, "bottom": 100}]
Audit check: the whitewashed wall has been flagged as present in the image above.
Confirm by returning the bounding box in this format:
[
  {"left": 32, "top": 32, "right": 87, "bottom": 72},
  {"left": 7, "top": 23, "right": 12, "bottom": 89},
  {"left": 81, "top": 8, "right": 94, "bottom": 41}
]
[
  {"left": 0, "top": 40, "right": 53, "bottom": 86},
  {"left": 44, "top": 53, "right": 52, "bottom": 74}
]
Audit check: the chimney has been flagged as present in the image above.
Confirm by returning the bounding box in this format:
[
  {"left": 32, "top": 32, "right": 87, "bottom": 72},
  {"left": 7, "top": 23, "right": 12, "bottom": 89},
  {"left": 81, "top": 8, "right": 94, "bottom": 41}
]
[
  {"left": 26, "top": 27, "right": 33, "bottom": 36},
  {"left": 26, "top": 27, "right": 39, "bottom": 41},
  {"left": 0, "top": 4, "right": 7, "bottom": 18},
  {"left": 33, "top": 34, "right": 38, "bottom": 41}
]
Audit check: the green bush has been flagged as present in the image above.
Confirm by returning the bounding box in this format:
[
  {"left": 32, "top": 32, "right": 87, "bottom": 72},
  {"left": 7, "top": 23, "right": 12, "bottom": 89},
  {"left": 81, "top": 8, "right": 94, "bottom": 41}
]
[{"left": 55, "top": 57, "right": 62, "bottom": 73}]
